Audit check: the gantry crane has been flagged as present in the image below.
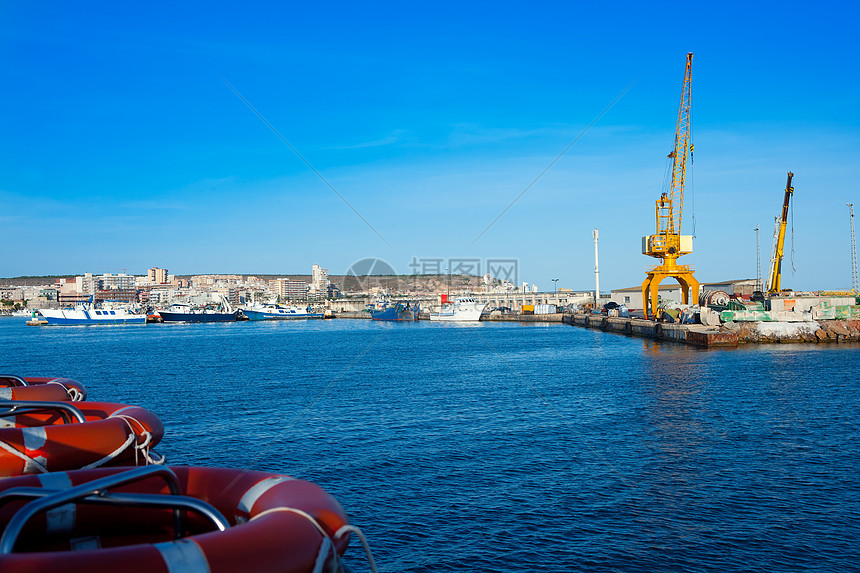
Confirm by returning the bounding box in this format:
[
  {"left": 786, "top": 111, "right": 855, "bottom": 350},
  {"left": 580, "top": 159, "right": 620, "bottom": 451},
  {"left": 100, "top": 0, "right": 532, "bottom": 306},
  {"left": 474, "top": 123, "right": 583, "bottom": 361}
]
[
  {"left": 641, "top": 52, "right": 699, "bottom": 319},
  {"left": 765, "top": 172, "right": 794, "bottom": 295}
]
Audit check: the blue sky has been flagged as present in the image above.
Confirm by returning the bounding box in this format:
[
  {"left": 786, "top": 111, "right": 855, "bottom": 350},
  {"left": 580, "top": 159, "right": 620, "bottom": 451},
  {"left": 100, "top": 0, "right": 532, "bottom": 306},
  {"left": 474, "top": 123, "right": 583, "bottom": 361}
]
[{"left": 2, "top": 2, "right": 858, "bottom": 291}]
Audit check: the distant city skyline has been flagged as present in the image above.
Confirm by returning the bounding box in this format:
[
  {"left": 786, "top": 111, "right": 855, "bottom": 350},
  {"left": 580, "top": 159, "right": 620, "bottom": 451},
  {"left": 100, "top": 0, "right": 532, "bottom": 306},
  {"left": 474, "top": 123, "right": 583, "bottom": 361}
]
[{"left": 2, "top": 3, "right": 858, "bottom": 292}]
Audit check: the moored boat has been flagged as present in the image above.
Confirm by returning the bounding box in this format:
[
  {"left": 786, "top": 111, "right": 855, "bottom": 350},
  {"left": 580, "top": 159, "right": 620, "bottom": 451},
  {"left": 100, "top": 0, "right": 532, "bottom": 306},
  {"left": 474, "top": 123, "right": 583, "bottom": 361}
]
[
  {"left": 156, "top": 295, "right": 243, "bottom": 323},
  {"left": 239, "top": 302, "right": 324, "bottom": 320},
  {"left": 370, "top": 301, "right": 421, "bottom": 322},
  {"left": 429, "top": 297, "right": 486, "bottom": 322},
  {"left": 37, "top": 304, "right": 145, "bottom": 326}
]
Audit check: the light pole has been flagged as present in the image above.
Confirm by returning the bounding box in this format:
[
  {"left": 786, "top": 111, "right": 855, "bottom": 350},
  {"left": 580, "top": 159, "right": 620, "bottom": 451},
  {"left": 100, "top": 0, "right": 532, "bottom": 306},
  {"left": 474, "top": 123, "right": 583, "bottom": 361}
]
[
  {"left": 552, "top": 278, "right": 558, "bottom": 295},
  {"left": 593, "top": 229, "right": 600, "bottom": 306}
]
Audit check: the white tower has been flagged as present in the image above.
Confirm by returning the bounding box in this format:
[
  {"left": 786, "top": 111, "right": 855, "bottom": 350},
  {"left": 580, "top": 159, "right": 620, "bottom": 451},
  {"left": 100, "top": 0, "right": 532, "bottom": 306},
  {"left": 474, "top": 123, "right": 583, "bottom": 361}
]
[
  {"left": 849, "top": 203, "right": 858, "bottom": 293},
  {"left": 755, "top": 225, "right": 761, "bottom": 292},
  {"left": 593, "top": 229, "right": 600, "bottom": 305}
]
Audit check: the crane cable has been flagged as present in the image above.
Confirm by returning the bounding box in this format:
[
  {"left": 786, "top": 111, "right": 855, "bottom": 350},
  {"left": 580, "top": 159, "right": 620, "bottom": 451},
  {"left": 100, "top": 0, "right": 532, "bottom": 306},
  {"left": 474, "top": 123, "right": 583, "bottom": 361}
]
[
  {"left": 790, "top": 188, "right": 796, "bottom": 275},
  {"left": 690, "top": 130, "right": 696, "bottom": 238},
  {"left": 689, "top": 78, "right": 695, "bottom": 239}
]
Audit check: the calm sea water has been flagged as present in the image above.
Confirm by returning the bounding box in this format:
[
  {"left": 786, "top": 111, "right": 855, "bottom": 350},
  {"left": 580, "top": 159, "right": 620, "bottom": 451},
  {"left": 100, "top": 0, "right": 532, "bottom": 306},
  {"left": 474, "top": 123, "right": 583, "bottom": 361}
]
[{"left": 2, "top": 317, "right": 859, "bottom": 571}]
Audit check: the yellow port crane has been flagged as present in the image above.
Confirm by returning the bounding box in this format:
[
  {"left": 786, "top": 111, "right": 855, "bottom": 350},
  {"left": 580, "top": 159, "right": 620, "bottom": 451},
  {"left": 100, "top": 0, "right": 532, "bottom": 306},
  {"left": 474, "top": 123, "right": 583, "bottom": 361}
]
[
  {"left": 641, "top": 52, "right": 699, "bottom": 319},
  {"left": 766, "top": 172, "right": 795, "bottom": 294}
]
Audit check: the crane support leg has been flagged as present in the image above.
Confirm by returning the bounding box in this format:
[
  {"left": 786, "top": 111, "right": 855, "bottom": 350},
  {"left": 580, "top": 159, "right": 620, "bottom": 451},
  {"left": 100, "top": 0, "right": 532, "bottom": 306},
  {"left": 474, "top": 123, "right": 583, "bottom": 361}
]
[
  {"left": 641, "top": 274, "right": 664, "bottom": 321},
  {"left": 642, "top": 266, "right": 700, "bottom": 320},
  {"left": 676, "top": 274, "right": 700, "bottom": 305}
]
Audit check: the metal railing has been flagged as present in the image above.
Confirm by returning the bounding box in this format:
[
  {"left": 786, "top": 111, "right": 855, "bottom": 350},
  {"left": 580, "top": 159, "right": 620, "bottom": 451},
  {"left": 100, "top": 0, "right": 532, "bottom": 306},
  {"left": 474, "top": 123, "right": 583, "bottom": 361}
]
[
  {"left": 0, "top": 401, "right": 86, "bottom": 424},
  {"left": 0, "top": 466, "right": 229, "bottom": 553},
  {"left": 0, "top": 376, "right": 29, "bottom": 387}
]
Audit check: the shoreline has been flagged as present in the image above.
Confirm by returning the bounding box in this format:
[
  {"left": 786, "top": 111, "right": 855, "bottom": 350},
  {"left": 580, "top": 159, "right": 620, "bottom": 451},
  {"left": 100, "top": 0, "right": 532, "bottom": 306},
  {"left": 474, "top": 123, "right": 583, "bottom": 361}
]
[{"left": 562, "top": 314, "right": 860, "bottom": 346}]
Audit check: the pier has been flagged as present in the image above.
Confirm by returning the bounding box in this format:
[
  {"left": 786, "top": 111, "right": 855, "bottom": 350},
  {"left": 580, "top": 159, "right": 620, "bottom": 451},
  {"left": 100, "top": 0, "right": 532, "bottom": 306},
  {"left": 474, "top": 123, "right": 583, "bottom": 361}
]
[
  {"left": 562, "top": 313, "right": 860, "bottom": 346},
  {"left": 563, "top": 313, "right": 738, "bottom": 347}
]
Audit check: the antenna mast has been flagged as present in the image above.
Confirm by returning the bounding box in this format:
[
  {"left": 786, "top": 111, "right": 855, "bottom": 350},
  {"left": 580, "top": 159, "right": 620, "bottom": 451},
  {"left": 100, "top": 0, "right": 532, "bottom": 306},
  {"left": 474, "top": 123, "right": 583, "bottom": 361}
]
[
  {"left": 755, "top": 225, "right": 761, "bottom": 292},
  {"left": 849, "top": 203, "right": 858, "bottom": 293},
  {"left": 593, "top": 229, "right": 600, "bottom": 305}
]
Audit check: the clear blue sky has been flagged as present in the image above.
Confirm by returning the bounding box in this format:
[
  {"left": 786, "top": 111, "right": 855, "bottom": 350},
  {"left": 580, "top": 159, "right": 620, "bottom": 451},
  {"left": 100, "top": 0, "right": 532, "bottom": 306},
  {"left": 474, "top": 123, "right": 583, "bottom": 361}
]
[{"left": 2, "top": 2, "right": 858, "bottom": 291}]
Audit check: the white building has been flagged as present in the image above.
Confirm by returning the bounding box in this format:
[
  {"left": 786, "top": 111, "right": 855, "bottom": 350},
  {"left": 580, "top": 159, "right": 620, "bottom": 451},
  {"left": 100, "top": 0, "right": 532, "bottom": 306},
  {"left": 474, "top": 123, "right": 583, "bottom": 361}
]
[
  {"left": 76, "top": 273, "right": 96, "bottom": 295},
  {"left": 98, "top": 273, "right": 136, "bottom": 290},
  {"left": 312, "top": 264, "right": 329, "bottom": 291},
  {"left": 310, "top": 264, "right": 330, "bottom": 299},
  {"left": 609, "top": 284, "right": 687, "bottom": 310},
  {"left": 273, "top": 279, "right": 308, "bottom": 300}
]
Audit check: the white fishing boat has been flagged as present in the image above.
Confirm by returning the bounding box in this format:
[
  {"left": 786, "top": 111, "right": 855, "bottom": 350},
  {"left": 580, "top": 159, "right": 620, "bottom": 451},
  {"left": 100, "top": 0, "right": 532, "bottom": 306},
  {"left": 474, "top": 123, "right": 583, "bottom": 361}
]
[
  {"left": 429, "top": 297, "right": 486, "bottom": 322},
  {"left": 239, "top": 302, "right": 324, "bottom": 320},
  {"left": 38, "top": 304, "right": 146, "bottom": 325}
]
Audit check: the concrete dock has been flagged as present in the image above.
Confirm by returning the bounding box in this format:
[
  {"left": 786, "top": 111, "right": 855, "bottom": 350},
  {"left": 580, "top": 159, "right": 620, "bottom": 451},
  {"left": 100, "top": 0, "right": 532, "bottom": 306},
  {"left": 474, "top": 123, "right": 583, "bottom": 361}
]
[{"left": 563, "top": 313, "right": 738, "bottom": 347}]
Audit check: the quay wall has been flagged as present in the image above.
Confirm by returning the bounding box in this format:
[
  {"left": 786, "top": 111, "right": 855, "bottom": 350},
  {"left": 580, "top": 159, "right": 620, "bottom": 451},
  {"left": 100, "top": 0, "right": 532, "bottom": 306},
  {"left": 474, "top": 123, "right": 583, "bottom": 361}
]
[
  {"left": 331, "top": 311, "right": 371, "bottom": 319},
  {"left": 481, "top": 313, "right": 563, "bottom": 322},
  {"left": 563, "top": 314, "right": 860, "bottom": 346},
  {"left": 330, "top": 312, "right": 564, "bottom": 322}
]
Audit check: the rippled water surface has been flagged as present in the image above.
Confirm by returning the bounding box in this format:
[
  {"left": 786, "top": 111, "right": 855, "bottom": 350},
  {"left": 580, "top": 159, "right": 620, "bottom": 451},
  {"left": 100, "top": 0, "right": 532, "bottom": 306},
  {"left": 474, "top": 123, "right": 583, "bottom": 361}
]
[{"left": 2, "top": 318, "right": 859, "bottom": 571}]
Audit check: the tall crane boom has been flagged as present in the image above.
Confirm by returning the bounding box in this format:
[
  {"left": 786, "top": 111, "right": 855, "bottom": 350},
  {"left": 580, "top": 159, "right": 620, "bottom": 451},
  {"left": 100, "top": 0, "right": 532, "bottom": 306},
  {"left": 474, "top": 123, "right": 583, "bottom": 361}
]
[
  {"left": 662, "top": 52, "right": 693, "bottom": 241},
  {"left": 766, "top": 172, "right": 794, "bottom": 294},
  {"left": 848, "top": 203, "right": 857, "bottom": 293},
  {"left": 641, "top": 53, "right": 699, "bottom": 319}
]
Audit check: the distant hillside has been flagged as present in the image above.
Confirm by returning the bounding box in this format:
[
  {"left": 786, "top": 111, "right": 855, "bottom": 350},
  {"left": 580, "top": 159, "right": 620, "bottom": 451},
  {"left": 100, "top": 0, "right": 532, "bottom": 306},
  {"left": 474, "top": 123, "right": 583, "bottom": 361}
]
[
  {"left": 0, "top": 273, "right": 487, "bottom": 294},
  {"left": 0, "top": 276, "right": 76, "bottom": 287}
]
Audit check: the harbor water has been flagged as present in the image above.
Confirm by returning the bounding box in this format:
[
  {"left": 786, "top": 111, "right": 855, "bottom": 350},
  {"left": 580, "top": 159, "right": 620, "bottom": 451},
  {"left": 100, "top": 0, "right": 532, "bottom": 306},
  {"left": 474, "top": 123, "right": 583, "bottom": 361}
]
[{"left": 2, "top": 318, "right": 858, "bottom": 571}]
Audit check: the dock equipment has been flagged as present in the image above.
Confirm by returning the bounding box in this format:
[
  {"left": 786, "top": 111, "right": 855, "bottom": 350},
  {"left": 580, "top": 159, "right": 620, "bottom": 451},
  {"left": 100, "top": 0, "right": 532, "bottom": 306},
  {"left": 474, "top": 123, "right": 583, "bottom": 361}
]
[
  {"left": 765, "top": 172, "right": 795, "bottom": 294},
  {"left": 641, "top": 52, "right": 699, "bottom": 319}
]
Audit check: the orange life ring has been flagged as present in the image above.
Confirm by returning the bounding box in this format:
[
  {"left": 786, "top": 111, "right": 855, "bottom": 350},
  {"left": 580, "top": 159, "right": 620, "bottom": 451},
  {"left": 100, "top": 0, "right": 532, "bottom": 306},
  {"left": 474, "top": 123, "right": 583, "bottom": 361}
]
[
  {"left": 0, "top": 465, "right": 354, "bottom": 573},
  {"left": 0, "top": 401, "right": 164, "bottom": 477},
  {"left": 0, "top": 376, "right": 86, "bottom": 402}
]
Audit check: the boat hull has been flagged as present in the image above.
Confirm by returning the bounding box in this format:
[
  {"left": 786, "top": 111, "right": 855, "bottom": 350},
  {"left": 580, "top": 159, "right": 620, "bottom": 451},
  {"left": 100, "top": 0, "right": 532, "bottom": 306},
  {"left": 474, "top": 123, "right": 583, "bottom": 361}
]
[
  {"left": 38, "top": 309, "right": 146, "bottom": 326},
  {"left": 370, "top": 306, "right": 420, "bottom": 322},
  {"left": 429, "top": 299, "right": 486, "bottom": 322},
  {"left": 241, "top": 308, "right": 324, "bottom": 320},
  {"left": 157, "top": 311, "right": 240, "bottom": 323}
]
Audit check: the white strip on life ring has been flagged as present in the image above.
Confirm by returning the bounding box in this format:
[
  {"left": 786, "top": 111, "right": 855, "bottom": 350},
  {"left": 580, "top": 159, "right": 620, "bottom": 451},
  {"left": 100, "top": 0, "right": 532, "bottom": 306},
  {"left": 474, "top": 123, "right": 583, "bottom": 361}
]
[
  {"left": 155, "top": 538, "right": 211, "bottom": 573},
  {"left": 22, "top": 426, "right": 47, "bottom": 450},
  {"left": 37, "top": 472, "right": 76, "bottom": 534},
  {"left": 236, "top": 476, "right": 294, "bottom": 518}
]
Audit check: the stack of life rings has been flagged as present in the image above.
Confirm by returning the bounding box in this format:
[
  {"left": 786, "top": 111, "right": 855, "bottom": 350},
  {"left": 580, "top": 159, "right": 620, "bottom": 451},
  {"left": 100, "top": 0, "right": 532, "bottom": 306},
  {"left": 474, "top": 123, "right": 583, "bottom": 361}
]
[{"left": 0, "top": 375, "right": 376, "bottom": 573}]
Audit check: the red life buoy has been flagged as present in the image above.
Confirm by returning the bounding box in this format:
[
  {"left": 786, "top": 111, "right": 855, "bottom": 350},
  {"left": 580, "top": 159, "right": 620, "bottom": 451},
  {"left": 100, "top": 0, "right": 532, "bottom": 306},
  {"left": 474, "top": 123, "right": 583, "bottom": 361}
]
[
  {"left": 0, "top": 465, "right": 353, "bottom": 573},
  {"left": 0, "top": 376, "right": 87, "bottom": 402},
  {"left": 0, "top": 401, "right": 164, "bottom": 477}
]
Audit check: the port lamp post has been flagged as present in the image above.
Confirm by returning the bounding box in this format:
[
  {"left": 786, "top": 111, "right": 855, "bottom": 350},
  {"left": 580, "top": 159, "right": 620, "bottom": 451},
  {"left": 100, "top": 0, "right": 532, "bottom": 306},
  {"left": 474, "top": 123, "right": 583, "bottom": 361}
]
[{"left": 552, "top": 278, "right": 558, "bottom": 295}]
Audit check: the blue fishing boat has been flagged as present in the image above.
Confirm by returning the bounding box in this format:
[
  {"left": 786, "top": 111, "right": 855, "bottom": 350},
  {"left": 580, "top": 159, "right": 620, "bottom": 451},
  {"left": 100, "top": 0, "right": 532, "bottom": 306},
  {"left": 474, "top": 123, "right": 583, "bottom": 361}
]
[{"left": 369, "top": 301, "right": 421, "bottom": 322}]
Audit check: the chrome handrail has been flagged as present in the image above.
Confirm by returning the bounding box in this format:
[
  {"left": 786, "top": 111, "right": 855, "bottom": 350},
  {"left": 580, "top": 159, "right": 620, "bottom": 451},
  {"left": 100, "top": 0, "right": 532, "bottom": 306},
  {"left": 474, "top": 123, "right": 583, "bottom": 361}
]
[
  {"left": 0, "top": 466, "right": 186, "bottom": 553},
  {"left": 0, "top": 488, "right": 229, "bottom": 535},
  {"left": 0, "top": 376, "right": 28, "bottom": 387},
  {"left": 0, "top": 400, "right": 86, "bottom": 424}
]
